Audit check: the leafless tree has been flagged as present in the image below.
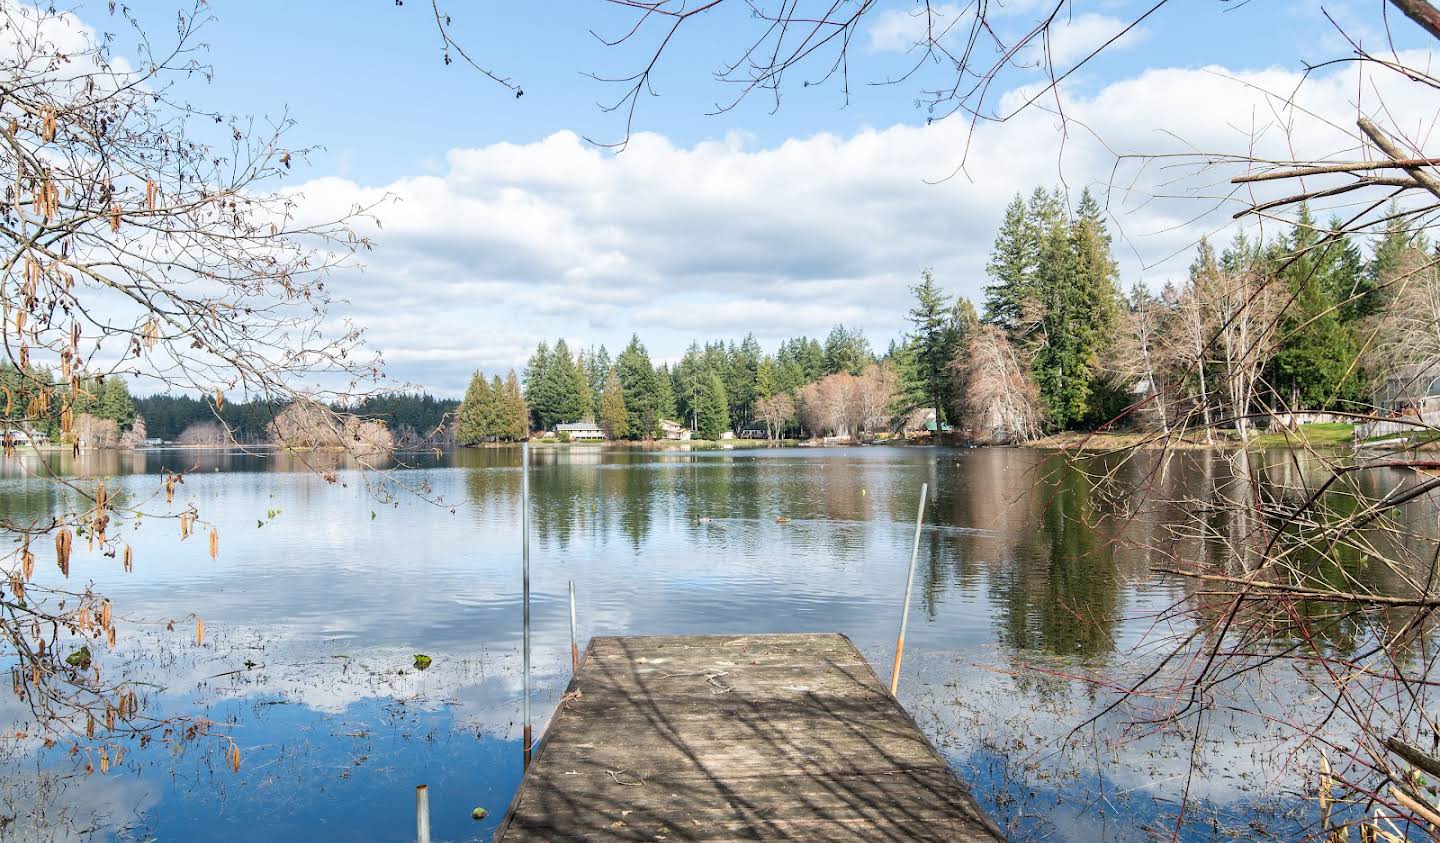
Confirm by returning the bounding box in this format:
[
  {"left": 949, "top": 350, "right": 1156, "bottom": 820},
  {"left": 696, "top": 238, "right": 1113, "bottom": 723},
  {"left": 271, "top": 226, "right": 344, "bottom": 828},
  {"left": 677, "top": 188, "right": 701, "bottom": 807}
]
[
  {"left": 953, "top": 325, "right": 1042, "bottom": 444},
  {"left": 0, "top": 2, "right": 389, "bottom": 749}
]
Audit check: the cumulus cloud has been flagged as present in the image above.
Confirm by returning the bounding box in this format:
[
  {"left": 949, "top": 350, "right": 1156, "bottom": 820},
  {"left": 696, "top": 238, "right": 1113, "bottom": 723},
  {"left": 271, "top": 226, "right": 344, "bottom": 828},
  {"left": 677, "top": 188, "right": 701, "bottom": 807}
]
[
  {"left": 292, "top": 52, "right": 1440, "bottom": 395},
  {"left": 867, "top": 3, "right": 966, "bottom": 53},
  {"left": 1029, "top": 12, "right": 1148, "bottom": 66}
]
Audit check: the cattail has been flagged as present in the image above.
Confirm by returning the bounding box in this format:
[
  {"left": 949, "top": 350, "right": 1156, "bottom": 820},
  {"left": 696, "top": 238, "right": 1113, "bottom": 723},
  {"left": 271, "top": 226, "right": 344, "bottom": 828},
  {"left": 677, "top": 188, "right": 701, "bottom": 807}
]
[
  {"left": 208, "top": 527, "right": 218, "bottom": 560},
  {"left": 54, "top": 528, "right": 71, "bottom": 577},
  {"left": 195, "top": 618, "right": 205, "bottom": 646}
]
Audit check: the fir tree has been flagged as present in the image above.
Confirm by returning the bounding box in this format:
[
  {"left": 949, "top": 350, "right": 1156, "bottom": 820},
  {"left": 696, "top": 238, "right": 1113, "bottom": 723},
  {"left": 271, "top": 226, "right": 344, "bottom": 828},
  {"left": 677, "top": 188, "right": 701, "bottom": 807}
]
[
  {"left": 907, "top": 269, "right": 954, "bottom": 424},
  {"left": 1267, "top": 205, "right": 1359, "bottom": 409},
  {"left": 697, "top": 372, "right": 730, "bottom": 440},
  {"left": 615, "top": 334, "right": 659, "bottom": 439},
  {"left": 456, "top": 371, "right": 492, "bottom": 445},
  {"left": 503, "top": 371, "right": 529, "bottom": 440},
  {"left": 983, "top": 192, "right": 1041, "bottom": 329},
  {"left": 599, "top": 370, "right": 628, "bottom": 438},
  {"left": 654, "top": 363, "right": 677, "bottom": 422}
]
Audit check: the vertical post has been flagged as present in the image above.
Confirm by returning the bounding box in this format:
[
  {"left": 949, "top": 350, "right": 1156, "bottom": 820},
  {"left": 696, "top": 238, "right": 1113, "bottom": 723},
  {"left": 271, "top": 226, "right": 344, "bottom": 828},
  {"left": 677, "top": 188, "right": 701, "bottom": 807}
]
[
  {"left": 521, "top": 441, "right": 532, "bottom": 768},
  {"left": 889, "top": 482, "right": 928, "bottom": 696},
  {"left": 415, "top": 784, "right": 431, "bottom": 843},
  {"left": 568, "top": 579, "right": 580, "bottom": 673}
]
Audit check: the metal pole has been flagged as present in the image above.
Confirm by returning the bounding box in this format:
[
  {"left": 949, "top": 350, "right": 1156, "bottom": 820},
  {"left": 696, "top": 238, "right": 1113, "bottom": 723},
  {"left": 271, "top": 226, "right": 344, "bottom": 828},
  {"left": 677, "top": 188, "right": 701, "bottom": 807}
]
[
  {"left": 521, "top": 441, "right": 532, "bottom": 768},
  {"left": 889, "top": 482, "right": 928, "bottom": 696},
  {"left": 568, "top": 579, "right": 579, "bottom": 673},
  {"left": 415, "top": 784, "right": 431, "bottom": 843}
]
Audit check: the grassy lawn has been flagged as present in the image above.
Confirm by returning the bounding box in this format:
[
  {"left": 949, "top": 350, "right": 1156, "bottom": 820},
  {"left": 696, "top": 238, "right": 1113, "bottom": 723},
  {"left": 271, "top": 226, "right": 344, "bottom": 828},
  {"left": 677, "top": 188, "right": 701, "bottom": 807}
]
[{"left": 1250, "top": 422, "right": 1355, "bottom": 449}]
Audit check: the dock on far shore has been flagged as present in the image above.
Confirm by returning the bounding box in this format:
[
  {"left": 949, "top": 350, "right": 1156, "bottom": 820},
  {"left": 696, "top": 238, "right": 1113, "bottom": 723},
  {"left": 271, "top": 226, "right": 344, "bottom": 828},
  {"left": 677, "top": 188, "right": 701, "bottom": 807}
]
[{"left": 494, "top": 632, "right": 1006, "bottom": 841}]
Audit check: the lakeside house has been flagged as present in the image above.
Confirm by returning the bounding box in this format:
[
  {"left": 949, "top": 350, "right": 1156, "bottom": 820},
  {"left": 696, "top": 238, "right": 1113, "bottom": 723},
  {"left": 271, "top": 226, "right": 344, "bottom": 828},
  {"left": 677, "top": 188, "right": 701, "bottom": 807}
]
[
  {"left": 658, "top": 419, "right": 691, "bottom": 440},
  {"left": 0, "top": 425, "right": 50, "bottom": 447},
  {"left": 1354, "top": 359, "right": 1440, "bottom": 439},
  {"left": 555, "top": 421, "right": 606, "bottom": 440}
]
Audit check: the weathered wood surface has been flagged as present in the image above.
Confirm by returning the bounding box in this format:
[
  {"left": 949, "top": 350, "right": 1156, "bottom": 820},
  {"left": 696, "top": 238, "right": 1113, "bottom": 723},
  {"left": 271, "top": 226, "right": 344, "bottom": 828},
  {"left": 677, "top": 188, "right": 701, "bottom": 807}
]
[{"left": 495, "top": 633, "right": 1005, "bottom": 842}]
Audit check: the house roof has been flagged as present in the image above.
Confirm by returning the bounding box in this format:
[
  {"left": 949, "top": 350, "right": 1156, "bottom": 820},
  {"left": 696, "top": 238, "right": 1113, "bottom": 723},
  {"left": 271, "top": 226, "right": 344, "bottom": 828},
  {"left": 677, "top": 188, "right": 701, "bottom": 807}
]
[{"left": 556, "top": 422, "right": 603, "bottom": 431}]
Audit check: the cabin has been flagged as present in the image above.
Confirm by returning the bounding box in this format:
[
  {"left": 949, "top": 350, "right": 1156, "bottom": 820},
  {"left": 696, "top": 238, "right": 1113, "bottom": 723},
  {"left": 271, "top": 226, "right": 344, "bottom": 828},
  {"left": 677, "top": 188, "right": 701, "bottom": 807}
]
[
  {"left": 0, "top": 425, "right": 49, "bottom": 447},
  {"left": 555, "top": 421, "right": 605, "bottom": 441},
  {"left": 657, "top": 419, "right": 690, "bottom": 440},
  {"left": 1354, "top": 359, "right": 1440, "bottom": 439}
]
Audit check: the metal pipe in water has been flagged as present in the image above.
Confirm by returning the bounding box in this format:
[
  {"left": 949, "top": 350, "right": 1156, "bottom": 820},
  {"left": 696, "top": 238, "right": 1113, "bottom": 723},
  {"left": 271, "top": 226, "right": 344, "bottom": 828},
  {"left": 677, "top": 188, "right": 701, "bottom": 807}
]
[
  {"left": 889, "top": 482, "right": 928, "bottom": 696},
  {"left": 568, "top": 579, "right": 579, "bottom": 673},
  {"left": 415, "top": 784, "right": 431, "bottom": 843},
  {"left": 521, "top": 441, "right": 532, "bottom": 768}
]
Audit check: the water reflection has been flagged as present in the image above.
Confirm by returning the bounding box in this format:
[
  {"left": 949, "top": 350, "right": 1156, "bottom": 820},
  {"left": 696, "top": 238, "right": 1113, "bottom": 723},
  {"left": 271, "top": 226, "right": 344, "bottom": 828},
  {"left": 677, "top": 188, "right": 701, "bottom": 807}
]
[{"left": 1, "top": 443, "right": 1436, "bottom": 840}]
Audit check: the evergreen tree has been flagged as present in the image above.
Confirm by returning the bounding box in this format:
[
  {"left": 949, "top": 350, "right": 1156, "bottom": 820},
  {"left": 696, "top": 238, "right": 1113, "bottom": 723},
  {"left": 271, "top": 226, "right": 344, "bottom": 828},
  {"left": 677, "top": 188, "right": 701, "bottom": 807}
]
[
  {"left": 907, "top": 269, "right": 954, "bottom": 424},
  {"left": 1028, "top": 188, "right": 1123, "bottom": 428},
  {"left": 488, "top": 375, "right": 507, "bottom": 438},
  {"left": 755, "top": 356, "right": 779, "bottom": 400},
  {"left": 983, "top": 192, "right": 1041, "bottom": 328},
  {"left": 726, "top": 334, "right": 762, "bottom": 427},
  {"left": 1267, "top": 205, "right": 1359, "bottom": 409},
  {"left": 599, "top": 370, "right": 628, "bottom": 438},
  {"left": 654, "top": 363, "right": 677, "bottom": 421},
  {"left": 697, "top": 372, "right": 730, "bottom": 440},
  {"left": 615, "top": 334, "right": 659, "bottom": 439},
  {"left": 455, "top": 371, "right": 492, "bottom": 445},
  {"left": 549, "top": 339, "right": 588, "bottom": 425},
  {"left": 823, "top": 324, "right": 870, "bottom": 375},
  {"left": 674, "top": 342, "right": 706, "bottom": 429},
  {"left": 524, "top": 341, "right": 553, "bottom": 429},
  {"left": 503, "top": 371, "right": 529, "bottom": 440},
  {"left": 1366, "top": 203, "right": 1417, "bottom": 317},
  {"left": 94, "top": 378, "right": 136, "bottom": 428}
]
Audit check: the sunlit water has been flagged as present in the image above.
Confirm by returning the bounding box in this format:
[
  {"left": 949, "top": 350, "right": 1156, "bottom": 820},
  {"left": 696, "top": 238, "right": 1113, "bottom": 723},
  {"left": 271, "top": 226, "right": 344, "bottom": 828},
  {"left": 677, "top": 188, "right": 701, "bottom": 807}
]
[{"left": 2, "top": 444, "right": 1430, "bottom": 841}]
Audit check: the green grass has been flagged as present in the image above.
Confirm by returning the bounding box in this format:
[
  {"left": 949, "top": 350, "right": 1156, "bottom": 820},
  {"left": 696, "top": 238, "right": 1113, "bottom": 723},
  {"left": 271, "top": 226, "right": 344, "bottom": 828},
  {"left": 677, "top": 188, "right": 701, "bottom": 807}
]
[{"left": 1249, "top": 422, "right": 1355, "bottom": 449}]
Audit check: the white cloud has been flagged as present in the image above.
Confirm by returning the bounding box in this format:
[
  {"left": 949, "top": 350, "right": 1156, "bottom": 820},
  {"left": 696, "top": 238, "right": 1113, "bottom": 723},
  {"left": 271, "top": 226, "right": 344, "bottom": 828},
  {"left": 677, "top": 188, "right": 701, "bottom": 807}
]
[
  {"left": 868, "top": 3, "right": 966, "bottom": 53},
  {"left": 1029, "top": 12, "right": 1148, "bottom": 67},
  {"left": 291, "top": 51, "right": 1440, "bottom": 396}
]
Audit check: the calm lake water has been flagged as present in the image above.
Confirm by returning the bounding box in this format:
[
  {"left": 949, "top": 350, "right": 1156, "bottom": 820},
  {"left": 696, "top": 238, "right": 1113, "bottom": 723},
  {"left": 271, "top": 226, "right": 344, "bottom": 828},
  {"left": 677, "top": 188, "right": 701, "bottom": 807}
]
[{"left": 1, "top": 444, "right": 1431, "bottom": 841}]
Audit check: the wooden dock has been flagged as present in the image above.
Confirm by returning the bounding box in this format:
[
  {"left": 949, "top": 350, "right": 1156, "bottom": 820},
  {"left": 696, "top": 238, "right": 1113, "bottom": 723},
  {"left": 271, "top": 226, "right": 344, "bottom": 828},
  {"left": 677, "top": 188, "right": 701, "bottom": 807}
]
[{"left": 495, "top": 633, "right": 1005, "bottom": 841}]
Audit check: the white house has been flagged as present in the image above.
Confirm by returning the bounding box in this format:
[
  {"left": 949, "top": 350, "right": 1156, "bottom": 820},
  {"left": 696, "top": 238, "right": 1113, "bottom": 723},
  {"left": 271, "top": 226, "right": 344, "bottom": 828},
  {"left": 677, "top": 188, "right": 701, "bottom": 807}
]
[{"left": 556, "top": 421, "right": 606, "bottom": 441}]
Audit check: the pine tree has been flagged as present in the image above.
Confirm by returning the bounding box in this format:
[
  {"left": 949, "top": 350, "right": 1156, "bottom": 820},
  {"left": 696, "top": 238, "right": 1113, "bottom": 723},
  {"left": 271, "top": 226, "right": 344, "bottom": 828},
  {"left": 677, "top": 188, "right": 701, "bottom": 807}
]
[
  {"left": 983, "top": 192, "right": 1040, "bottom": 329},
  {"left": 98, "top": 378, "right": 137, "bottom": 429},
  {"left": 615, "top": 334, "right": 659, "bottom": 439},
  {"left": 488, "top": 375, "right": 506, "bottom": 438},
  {"left": 908, "top": 269, "right": 954, "bottom": 424},
  {"left": 503, "top": 370, "right": 529, "bottom": 440},
  {"left": 549, "top": 339, "right": 588, "bottom": 425},
  {"left": 1267, "top": 204, "right": 1359, "bottom": 409},
  {"left": 823, "top": 324, "right": 870, "bottom": 375},
  {"left": 674, "top": 342, "right": 706, "bottom": 429},
  {"left": 524, "top": 342, "right": 553, "bottom": 429},
  {"left": 697, "top": 372, "right": 730, "bottom": 440},
  {"left": 599, "top": 370, "right": 628, "bottom": 438},
  {"left": 456, "top": 371, "right": 491, "bottom": 445},
  {"left": 654, "top": 363, "right": 677, "bottom": 422},
  {"left": 726, "top": 334, "right": 762, "bottom": 426},
  {"left": 1366, "top": 202, "right": 1415, "bottom": 317},
  {"left": 1027, "top": 188, "right": 1122, "bottom": 428}
]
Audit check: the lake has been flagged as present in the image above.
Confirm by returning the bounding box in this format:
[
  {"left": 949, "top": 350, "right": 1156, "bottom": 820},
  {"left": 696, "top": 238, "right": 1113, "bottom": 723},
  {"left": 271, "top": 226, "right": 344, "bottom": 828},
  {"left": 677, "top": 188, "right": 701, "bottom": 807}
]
[{"left": 1, "top": 444, "right": 1429, "bottom": 841}]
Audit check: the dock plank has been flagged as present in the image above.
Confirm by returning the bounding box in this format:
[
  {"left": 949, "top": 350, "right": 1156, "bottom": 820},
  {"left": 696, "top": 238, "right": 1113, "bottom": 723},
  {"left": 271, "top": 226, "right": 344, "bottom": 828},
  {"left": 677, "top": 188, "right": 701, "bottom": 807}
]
[{"left": 495, "top": 633, "right": 1005, "bottom": 841}]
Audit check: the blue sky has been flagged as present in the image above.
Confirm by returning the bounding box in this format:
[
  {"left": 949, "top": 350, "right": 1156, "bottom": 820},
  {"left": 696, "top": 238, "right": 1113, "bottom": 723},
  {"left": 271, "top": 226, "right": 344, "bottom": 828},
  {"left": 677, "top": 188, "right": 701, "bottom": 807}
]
[{"left": 73, "top": 1, "right": 1440, "bottom": 394}]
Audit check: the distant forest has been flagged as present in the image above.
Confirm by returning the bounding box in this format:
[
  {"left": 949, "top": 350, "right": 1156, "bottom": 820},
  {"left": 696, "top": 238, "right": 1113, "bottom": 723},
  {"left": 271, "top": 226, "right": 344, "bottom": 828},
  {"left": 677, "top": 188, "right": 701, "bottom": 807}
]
[{"left": 134, "top": 393, "right": 458, "bottom": 445}]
